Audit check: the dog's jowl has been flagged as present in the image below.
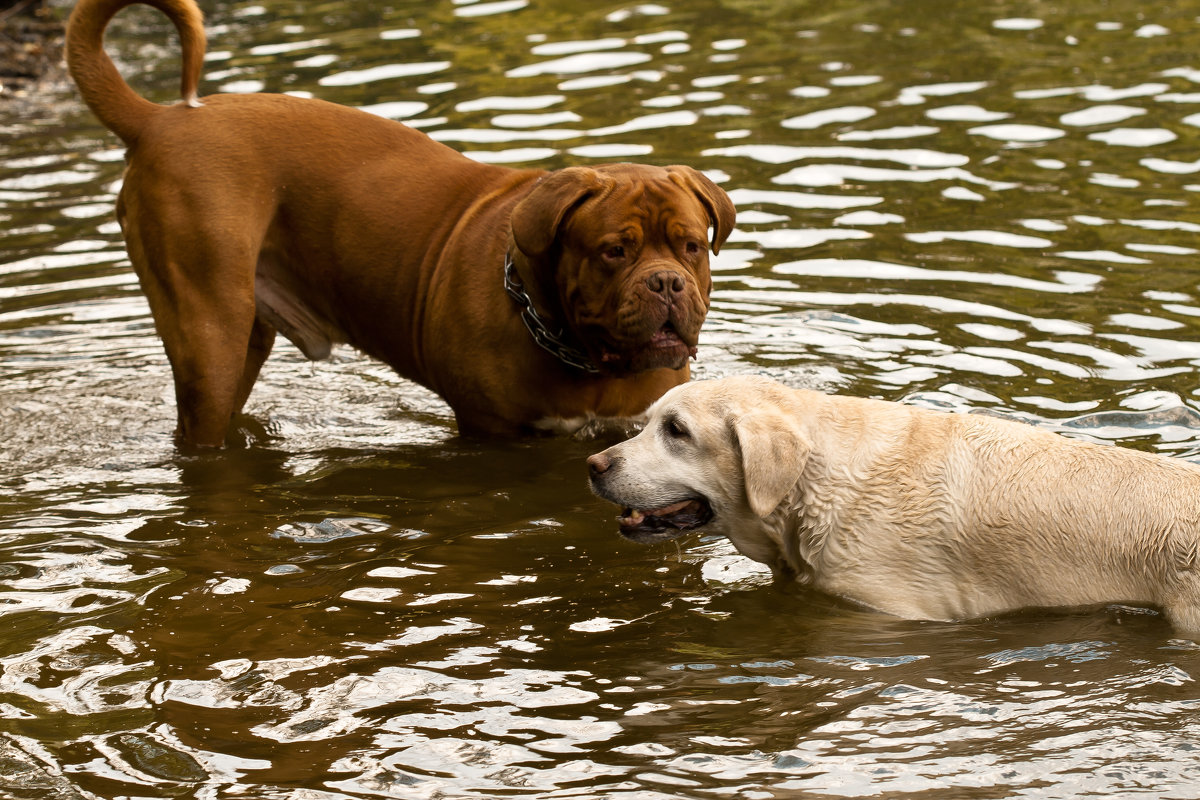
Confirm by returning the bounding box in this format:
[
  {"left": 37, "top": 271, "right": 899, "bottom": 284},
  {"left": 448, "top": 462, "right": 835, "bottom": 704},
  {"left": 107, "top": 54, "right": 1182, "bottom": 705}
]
[
  {"left": 589, "top": 375, "right": 1200, "bottom": 633},
  {"left": 66, "top": 0, "right": 735, "bottom": 447}
]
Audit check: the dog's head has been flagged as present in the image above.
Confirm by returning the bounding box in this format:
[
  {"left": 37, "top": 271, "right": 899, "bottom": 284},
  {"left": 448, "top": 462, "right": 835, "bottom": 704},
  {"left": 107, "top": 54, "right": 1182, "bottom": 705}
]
[
  {"left": 510, "top": 164, "right": 735, "bottom": 374},
  {"left": 587, "top": 376, "right": 810, "bottom": 543}
]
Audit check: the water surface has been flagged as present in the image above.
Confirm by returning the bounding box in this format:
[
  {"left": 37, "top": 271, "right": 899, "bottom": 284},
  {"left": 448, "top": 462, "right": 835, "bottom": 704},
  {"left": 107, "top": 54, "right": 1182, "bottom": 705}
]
[{"left": 3, "top": 0, "right": 1200, "bottom": 797}]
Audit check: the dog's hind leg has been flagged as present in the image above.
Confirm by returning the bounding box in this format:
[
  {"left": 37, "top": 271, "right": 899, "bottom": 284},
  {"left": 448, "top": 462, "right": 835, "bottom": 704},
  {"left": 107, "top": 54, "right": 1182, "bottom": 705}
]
[
  {"left": 124, "top": 221, "right": 261, "bottom": 449},
  {"left": 233, "top": 316, "right": 276, "bottom": 415}
]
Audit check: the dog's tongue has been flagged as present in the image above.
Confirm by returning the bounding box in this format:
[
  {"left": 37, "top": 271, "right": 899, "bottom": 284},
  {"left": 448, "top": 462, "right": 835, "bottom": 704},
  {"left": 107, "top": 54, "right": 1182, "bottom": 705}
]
[
  {"left": 619, "top": 499, "right": 703, "bottom": 530},
  {"left": 615, "top": 498, "right": 713, "bottom": 542}
]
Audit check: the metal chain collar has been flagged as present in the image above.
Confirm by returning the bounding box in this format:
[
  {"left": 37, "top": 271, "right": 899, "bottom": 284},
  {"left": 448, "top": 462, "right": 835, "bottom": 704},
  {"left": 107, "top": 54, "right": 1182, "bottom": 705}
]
[{"left": 503, "top": 253, "right": 601, "bottom": 374}]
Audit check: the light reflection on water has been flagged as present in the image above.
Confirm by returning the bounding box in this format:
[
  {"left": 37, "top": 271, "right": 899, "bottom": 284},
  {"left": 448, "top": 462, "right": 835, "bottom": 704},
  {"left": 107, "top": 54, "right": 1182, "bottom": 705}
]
[{"left": 3, "top": 0, "right": 1200, "bottom": 796}]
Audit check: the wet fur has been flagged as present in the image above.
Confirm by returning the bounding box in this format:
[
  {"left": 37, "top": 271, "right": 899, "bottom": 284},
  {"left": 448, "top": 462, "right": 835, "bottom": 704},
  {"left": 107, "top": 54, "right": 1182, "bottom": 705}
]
[
  {"left": 590, "top": 375, "right": 1200, "bottom": 632},
  {"left": 65, "top": 0, "right": 735, "bottom": 447}
]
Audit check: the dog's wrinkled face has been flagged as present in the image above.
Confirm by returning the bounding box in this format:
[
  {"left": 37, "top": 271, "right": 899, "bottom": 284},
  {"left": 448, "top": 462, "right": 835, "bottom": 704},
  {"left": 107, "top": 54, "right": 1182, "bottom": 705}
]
[
  {"left": 588, "top": 376, "right": 810, "bottom": 542},
  {"left": 511, "top": 164, "right": 736, "bottom": 374}
]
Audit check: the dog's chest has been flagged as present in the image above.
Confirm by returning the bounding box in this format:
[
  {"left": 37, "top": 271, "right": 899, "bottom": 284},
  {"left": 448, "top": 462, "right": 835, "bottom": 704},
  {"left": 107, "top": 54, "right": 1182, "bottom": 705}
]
[{"left": 532, "top": 415, "right": 645, "bottom": 439}]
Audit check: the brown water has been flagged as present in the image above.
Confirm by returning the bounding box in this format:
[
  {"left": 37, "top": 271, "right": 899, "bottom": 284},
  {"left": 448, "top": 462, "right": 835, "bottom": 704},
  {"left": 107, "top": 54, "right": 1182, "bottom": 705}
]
[{"left": 3, "top": 0, "right": 1200, "bottom": 797}]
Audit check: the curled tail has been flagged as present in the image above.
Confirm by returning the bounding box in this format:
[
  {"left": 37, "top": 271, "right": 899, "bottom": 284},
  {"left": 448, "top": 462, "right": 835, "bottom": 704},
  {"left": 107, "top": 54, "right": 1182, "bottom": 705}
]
[{"left": 66, "top": 0, "right": 206, "bottom": 146}]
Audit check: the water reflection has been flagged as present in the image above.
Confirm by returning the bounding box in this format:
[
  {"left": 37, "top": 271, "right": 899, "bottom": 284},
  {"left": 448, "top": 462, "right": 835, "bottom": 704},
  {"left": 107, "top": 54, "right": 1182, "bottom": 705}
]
[{"left": 4, "top": 0, "right": 1200, "bottom": 796}]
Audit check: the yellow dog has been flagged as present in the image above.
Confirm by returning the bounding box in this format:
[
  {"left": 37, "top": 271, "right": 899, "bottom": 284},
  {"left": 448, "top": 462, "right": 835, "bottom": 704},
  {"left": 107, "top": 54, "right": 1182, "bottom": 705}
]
[{"left": 591, "top": 376, "right": 1200, "bottom": 632}]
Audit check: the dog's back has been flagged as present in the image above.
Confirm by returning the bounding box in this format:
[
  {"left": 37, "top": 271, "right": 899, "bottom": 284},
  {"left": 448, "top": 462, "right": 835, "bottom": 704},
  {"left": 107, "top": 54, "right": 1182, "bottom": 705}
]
[{"left": 784, "top": 387, "right": 1200, "bottom": 628}]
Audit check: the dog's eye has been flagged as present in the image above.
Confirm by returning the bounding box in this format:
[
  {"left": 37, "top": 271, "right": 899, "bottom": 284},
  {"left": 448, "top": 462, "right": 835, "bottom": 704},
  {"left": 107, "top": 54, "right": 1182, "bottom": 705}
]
[
  {"left": 665, "top": 417, "right": 689, "bottom": 439},
  {"left": 685, "top": 241, "right": 701, "bottom": 255},
  {"left": 603, "top": 245, "right": 626, "bottom": 261}
]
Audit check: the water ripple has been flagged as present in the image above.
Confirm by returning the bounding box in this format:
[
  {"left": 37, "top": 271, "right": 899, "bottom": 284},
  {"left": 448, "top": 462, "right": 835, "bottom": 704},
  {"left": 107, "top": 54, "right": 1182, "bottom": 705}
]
[
  {"left": 506, "top": 51, "right": 653, "bottom": 78},
  {"left": 318, "top": 61, "right": 451, "bottom": 86},
  {"left": 6, "top": 1, "right": 1200, "bottom": 797},
  {"left": 773, "top": 258, "right": 1096, "bottom": 293}
]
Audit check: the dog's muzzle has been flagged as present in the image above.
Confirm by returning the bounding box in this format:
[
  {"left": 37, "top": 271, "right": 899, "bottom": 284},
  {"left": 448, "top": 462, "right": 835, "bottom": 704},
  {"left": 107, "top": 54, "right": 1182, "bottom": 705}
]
[{"left": 587, "top": 451, "right": 714, "bottom": 542}]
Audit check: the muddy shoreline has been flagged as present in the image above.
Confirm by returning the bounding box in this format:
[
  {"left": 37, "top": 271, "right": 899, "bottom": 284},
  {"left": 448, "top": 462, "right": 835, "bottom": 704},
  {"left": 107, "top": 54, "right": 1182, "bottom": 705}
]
[{"left": 0, "top": 0, "right": 66, "bottom": 102}]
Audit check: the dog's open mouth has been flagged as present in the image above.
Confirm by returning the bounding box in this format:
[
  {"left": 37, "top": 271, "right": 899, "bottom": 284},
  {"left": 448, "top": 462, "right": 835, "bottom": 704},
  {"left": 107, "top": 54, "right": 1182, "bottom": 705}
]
[
  {"left": 618, "top": 497, "right": 713, "bottom": 543},
  {"left": 649, "top": 322, "right": 686, "bottom": 350},
  {"left": 599, "top": 323, "right": 697, "bottom": 372}
]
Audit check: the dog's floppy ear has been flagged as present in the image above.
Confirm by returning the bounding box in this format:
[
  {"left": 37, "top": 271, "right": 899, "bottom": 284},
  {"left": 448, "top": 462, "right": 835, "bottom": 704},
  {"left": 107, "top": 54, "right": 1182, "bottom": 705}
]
[
  {"left": 666, "top": 166, "right": 737, "bottom": 254},
  {"left": 730, "top": 410, "right": 809, "bottom": 518},
  {"left": 511, "top": 167, "right": 608, "bottom": 258}
]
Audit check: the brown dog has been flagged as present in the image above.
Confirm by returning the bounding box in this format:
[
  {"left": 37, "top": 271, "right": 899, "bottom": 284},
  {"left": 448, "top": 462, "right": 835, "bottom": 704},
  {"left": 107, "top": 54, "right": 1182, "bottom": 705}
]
[{"left": 66, "top": 0, "right": 735, "bottom": 447}]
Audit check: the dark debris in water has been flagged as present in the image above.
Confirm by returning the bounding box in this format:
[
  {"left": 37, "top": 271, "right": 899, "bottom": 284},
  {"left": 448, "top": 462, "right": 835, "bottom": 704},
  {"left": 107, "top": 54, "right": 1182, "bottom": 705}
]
[
  {"left": 0, "top": 733, "right": 90, "bottom": 800},
  {"left": 1062, "top": 405, "right": 1200, "bottom": 431},
  {"left": 0, "top": 0, "right": 65, "bottom": 96},
  {"left": 271, "top": 517, "right": 398, "bottom": 543}
]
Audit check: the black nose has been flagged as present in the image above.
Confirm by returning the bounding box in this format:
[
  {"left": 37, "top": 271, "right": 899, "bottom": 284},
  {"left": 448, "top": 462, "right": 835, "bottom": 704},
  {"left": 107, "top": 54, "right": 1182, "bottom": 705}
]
[
  {"left": 646, "top": 270, "right": 685, "bottom": 296},
  {"left": 587, "top": 452, "right": 612, "bottom": 475}
]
